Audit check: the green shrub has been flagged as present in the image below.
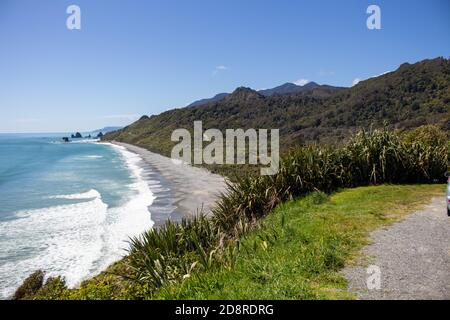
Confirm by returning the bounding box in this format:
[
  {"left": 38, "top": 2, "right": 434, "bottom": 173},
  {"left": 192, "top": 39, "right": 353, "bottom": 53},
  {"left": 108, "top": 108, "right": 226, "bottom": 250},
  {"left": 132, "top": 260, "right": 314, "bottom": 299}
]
[
  {"left": 13, "top": 270, "right": 45, "bottom": 300},
  {"left": 127, "top": 215, "right": 225, "bottom": 292},
  {"left": 33, "top": 276, "right": 69, "bottom": 300}
]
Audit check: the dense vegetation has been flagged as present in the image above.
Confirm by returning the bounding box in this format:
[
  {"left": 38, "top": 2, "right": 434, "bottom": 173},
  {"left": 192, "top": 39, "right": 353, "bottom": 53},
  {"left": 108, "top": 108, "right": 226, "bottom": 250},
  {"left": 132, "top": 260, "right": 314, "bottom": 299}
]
[
  {"left": 104, "top": 58, "right": 450, "bottom": 156},
  {"left": 16, "top": 125, "right": 449, "bottom": 300}
]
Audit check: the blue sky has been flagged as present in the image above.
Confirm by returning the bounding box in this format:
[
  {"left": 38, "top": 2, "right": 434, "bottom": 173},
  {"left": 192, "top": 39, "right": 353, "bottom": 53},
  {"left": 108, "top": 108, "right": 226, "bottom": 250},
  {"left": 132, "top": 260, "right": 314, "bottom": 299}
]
[{"left": 0, "top": 0, "right": 448, "bottom": 133}]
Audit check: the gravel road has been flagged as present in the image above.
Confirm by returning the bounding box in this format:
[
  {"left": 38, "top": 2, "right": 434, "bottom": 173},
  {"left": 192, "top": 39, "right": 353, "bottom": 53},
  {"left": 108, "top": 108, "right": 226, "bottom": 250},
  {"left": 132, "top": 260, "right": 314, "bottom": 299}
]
[{"left": 343, "top": 197, "right": 450, "bottom": 300}]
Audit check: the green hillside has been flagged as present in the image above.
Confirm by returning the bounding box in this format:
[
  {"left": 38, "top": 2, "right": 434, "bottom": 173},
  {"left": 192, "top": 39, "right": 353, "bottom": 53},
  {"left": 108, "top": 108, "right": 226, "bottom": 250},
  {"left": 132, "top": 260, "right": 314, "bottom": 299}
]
[{"left": 104, "top": 57, "right": 450, "bottom": 156}]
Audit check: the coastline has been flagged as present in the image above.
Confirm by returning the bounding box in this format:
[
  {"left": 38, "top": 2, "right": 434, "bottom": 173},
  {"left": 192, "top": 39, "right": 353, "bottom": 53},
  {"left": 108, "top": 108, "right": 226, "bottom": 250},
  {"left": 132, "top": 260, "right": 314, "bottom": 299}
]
[
  {"left": 1, "top": 138, "right": 159, "bottom": 299},
  {"left": 110, "top": 141, "right": 227, "bottom": 222},
  {"left": 2, "top": 139, "right": 227, "bottom": 299}
]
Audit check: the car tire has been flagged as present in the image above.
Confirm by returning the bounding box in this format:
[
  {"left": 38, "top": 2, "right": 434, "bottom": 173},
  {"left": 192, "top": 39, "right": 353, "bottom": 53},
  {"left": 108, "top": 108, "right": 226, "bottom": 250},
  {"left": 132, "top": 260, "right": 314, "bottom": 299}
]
[{"left": 448, "top": 207, "right": 450, "bottom": 217}]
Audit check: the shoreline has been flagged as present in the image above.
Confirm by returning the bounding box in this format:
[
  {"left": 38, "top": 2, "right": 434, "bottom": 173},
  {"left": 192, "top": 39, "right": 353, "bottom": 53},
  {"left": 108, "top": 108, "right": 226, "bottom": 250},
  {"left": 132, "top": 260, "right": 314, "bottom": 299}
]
[
  {"left": 3, "top": 139, "right": 226, "bottom": 299},
  {"left": 110, "top": 141, "right": 227, "bottom": 222}
]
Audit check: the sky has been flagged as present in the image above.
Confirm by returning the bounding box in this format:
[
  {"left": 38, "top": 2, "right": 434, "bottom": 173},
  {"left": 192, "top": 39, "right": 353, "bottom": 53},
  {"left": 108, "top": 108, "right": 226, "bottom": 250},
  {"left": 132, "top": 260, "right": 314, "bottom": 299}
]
[{"left": 0, "top": 0, "right": 449, "bottom": 133}]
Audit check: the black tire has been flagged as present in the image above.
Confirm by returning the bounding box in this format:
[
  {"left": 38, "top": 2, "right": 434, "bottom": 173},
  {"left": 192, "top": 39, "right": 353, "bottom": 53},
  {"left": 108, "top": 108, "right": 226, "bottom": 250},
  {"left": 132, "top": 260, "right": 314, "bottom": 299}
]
[{"left": 448, "top": 207, "right": 450, "bottom": 217}]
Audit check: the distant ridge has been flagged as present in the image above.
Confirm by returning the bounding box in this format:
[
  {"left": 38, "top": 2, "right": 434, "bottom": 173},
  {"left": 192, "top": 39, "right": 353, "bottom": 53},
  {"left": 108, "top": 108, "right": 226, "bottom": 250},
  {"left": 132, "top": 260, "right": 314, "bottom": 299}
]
[
  {"left": 187, "top": 82, "right": 342, "bottom": 107},
  {"left": 188, "top": 93, "right": 229, "bottom": 107},
  {"left": 259, "top": 82, "right": 319, "bottom": 96}
]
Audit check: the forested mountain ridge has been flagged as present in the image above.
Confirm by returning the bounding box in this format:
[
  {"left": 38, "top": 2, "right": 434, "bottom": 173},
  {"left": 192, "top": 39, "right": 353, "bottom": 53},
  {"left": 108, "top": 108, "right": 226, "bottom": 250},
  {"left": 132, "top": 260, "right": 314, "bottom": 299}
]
[
  {"left": 104, "top": 57, "right": 450, "bottom": 156},
  {"left": 187, "top": 81, "right": 343, "bottom": 107}
]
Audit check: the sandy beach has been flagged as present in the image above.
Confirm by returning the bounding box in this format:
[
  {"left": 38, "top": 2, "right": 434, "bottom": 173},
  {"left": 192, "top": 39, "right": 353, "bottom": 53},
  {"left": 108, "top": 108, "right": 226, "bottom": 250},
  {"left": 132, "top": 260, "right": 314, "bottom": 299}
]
[{"left": 112, "top": 141, "right": 227, "bottom": 226}]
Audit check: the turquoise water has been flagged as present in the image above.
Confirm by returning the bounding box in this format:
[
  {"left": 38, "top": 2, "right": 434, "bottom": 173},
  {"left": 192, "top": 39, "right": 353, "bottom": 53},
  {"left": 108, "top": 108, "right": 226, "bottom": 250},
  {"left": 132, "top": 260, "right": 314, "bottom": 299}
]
[{"left": 0, "top": 134, "right": 155, "bottom": 298}]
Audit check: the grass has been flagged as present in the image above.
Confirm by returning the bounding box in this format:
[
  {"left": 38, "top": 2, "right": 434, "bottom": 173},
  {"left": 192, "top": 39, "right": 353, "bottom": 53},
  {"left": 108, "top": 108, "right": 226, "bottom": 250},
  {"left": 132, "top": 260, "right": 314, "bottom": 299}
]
[{"left": 153, "top": 184, "right": 444, "bottom": 299}]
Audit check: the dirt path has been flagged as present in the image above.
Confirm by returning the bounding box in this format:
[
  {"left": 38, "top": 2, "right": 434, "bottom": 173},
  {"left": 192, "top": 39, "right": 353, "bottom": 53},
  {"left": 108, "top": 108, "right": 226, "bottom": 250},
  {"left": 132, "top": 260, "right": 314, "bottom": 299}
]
[{"left": 343, "top": 197, "right": 450, "bottom": 300}]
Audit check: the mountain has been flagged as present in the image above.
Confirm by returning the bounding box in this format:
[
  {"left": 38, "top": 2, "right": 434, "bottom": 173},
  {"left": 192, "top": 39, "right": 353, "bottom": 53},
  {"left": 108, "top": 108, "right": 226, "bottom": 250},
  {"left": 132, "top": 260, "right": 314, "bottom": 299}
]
[
  {"left": 259, "top": 82, "right": 319, "bottom": 96},
  {"left": 187, "top": 93, "right": 229, "bottom": 107},
  {"left": 187, "top": 82, "right": 342, "bottom": 107},
  {"left": 224, "top": 87, "right": 265, "bottom": 104},
  {"left": 104, "top": 57, "right": 450, "bottom": 156}
]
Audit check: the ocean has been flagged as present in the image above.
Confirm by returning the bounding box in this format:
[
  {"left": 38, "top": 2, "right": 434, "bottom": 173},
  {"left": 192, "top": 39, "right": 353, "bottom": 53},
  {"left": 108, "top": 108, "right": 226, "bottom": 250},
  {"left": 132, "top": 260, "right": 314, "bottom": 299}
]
[{"left": 0, "top": 134, "right": 156, "bottom": 299}]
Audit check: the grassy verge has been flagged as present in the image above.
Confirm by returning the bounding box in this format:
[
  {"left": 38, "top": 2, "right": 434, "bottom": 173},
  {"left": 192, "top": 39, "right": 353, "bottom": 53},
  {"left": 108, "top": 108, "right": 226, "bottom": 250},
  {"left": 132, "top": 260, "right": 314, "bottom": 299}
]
[{"left": 153, "top": 184, "right": 444, "bottom": 299}]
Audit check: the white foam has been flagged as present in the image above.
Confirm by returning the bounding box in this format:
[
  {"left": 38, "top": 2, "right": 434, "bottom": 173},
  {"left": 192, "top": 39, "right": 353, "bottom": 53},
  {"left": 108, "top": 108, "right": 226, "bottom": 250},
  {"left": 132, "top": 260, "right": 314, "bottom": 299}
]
[
  {"left": 96, "top": 143, "right": 156, "bottom": 271},
  {"left": 50, "top": 189, "right": 101, "bottom": 200},
  {"left": 0, "top": 144, "right": 155, "bottom": 299},
  {"left": 0, "top": 193, "right": 108, "bottom": 298},
  {"left": 68, "top": 155, "right": 104, "bottom": 161},
  {"left": 70, "top": 139, "right": 100, "bottom": 144}
]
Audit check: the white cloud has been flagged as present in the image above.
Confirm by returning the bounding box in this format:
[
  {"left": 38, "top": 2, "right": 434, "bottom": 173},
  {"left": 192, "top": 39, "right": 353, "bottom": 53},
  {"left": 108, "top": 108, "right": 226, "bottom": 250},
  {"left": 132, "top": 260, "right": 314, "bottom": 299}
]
[
  {"left": 294, "top": 79, "right": 310, "bottom": 86},
  {"left": 375, "top": 71, "right": 391, "bottom": 77},
  {"left": 352, "top": 78, "right": 361, "bottom": 86},
  {"left": 212, "top": 65, "right": 228, "bottom": 76}
]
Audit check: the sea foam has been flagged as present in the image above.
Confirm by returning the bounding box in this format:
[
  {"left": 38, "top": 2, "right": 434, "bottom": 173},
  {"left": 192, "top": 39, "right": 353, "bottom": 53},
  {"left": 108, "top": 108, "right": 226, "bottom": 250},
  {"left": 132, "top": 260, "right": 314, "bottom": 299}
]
[{"left": 0, "top": 143, "right": 155, "bottom": 299}]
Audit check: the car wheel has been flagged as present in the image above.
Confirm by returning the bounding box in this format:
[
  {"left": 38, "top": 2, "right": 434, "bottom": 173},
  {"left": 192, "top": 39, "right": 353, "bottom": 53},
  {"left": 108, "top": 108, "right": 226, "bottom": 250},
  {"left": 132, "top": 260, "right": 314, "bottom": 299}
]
[{"left": 448, "top": 207, "right": 450, "bottom": 217}]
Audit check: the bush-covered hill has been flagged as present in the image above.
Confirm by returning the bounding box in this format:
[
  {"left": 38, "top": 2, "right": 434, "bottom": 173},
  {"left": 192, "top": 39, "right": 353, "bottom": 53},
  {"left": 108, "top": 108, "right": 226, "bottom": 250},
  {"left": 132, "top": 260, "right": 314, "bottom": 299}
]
[{"left": 104, "top": 57, "right": 449, "bottom": 156}]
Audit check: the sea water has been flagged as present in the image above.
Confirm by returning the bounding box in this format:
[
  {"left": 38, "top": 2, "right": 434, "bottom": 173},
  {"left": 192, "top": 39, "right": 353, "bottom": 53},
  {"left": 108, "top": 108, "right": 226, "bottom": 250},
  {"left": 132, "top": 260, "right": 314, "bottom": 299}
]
[{"left": 0, "top": 134, "right": 155, "bottom": 299}]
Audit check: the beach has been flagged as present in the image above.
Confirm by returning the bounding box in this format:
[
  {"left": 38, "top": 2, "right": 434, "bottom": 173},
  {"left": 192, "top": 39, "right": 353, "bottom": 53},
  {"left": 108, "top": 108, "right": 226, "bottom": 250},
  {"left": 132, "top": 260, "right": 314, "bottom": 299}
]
[{"left": 111, "top": 142, "right": 227, "bottom": 226}]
